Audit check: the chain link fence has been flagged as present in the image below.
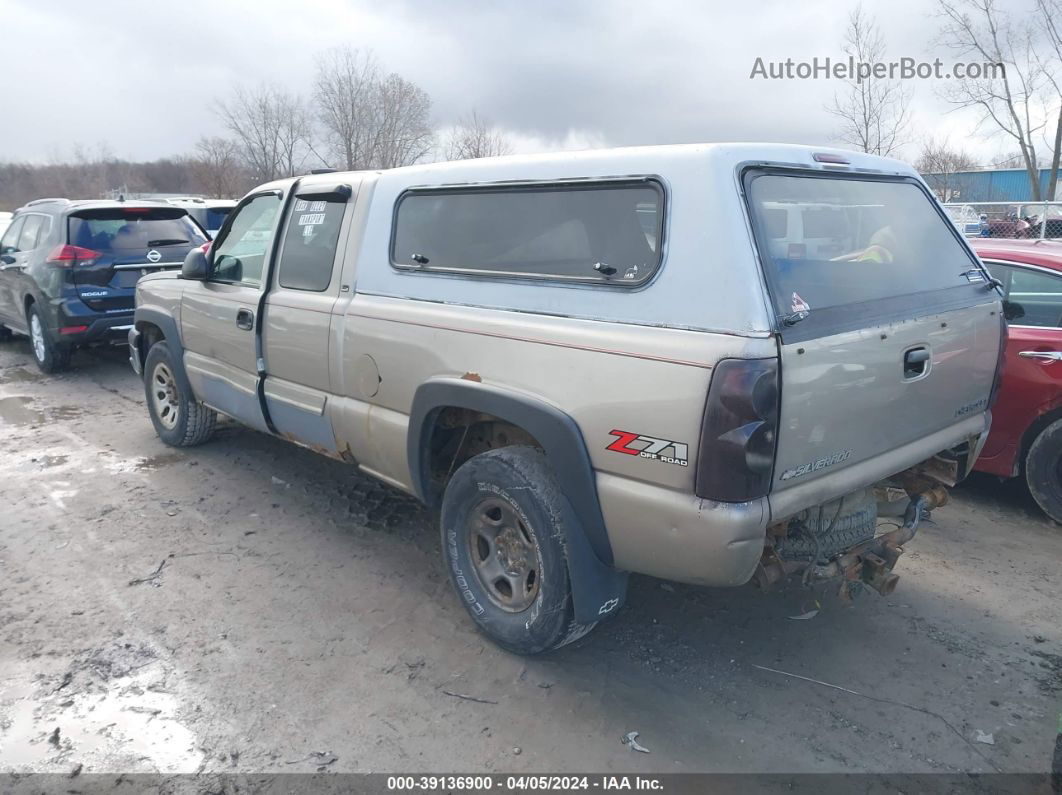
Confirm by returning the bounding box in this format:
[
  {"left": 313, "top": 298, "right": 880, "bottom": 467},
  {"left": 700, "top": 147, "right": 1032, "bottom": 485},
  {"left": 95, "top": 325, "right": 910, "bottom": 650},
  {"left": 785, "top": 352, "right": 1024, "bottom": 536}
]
[{"left": 942, "top": 201, "right": 1062, "bottom": 240}]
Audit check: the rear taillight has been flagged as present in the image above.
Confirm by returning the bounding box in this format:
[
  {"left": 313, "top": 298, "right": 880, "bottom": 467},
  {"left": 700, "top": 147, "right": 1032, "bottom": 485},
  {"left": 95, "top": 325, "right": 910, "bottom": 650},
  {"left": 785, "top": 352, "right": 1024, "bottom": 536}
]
[
  {"left": 46, "top": 244, "right": 100, "bottom": 268},
  {"left": 695, "top": 358, "right": 780, "bottom": 502}
]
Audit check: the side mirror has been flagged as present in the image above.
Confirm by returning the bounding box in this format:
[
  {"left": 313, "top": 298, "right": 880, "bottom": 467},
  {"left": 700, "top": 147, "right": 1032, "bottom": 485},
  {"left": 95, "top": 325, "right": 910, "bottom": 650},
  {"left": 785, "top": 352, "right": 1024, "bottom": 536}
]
[{"left": 181, "top": 248, "right": 210, "bottom": 280}]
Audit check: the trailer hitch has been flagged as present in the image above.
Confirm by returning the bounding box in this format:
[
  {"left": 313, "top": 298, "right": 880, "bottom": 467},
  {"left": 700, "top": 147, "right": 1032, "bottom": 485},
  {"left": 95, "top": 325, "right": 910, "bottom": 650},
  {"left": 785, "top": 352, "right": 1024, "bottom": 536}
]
[
  {"left": 754, "top": 495, "right": 931, "bottom": 599},
  {"left": 811, "top": 495, "right": 928, "bottom": 600}
]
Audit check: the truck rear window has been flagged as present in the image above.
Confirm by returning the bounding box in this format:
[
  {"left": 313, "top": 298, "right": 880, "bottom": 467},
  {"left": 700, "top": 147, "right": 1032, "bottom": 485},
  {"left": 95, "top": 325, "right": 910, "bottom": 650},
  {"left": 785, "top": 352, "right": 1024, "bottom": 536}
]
[
  {"left": 69, "top": 208, "right": 207, "bottom": 252},
  {"left": 746, "top": 174, "right": 979, "bottom": 320},
  {"left": 391, "top": 180, "right": 663, "bottom": 285}
]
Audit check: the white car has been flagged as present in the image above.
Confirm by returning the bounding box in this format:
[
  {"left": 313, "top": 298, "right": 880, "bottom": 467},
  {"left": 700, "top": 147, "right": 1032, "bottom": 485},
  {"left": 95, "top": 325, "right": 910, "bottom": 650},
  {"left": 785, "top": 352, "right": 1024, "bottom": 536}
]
[{"left": 163, "top": 198, "right": 236, "bottom": 238}]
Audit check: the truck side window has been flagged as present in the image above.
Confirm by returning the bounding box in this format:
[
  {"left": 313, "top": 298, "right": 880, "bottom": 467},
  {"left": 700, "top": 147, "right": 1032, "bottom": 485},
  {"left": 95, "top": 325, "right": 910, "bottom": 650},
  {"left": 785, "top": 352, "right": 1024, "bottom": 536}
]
[
  {"left": 276, "top": 197, "right": 345, "bottom": 292},
  {"left": 211, "top": 194, "right": 281, "bottom": 287},
  {"left": 391, "top": 180, "right": 664, "bottom": 285}
]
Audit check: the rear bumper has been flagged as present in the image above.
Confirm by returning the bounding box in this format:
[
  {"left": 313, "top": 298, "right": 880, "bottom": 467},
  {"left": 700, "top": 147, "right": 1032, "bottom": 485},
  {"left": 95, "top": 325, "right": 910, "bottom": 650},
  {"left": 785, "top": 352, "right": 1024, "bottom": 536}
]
[
  {"left": 597, "top": 411, "right": 991, "bottom": 587},
  {"left": 55, "top": 314, "right": 134, "bottom": 345},
  {"left": 598, "top": 472, "right": 769, "bottom": 586}
]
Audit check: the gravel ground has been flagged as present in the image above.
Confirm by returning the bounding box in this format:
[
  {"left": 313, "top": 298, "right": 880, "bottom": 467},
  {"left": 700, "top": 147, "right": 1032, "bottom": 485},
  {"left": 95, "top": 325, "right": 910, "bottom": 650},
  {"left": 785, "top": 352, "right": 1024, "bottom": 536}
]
[{"left": 0, "top": 341, "right": 1059, "bottom": 777}]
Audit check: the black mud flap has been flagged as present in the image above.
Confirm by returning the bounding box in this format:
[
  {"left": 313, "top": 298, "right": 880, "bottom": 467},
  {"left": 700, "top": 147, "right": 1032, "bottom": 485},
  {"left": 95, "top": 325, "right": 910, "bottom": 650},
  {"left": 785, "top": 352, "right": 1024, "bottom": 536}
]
[{"left": 564, "top": 512, "right": 629, "bottom": 625}]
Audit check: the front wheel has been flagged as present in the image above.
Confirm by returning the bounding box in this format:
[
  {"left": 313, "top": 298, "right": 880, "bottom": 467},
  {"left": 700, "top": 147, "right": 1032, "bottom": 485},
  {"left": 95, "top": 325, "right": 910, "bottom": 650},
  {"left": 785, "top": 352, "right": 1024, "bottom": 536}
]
[
  {"left": 27, "top": 304, "right": 71, "bottom": 373},
  {"left": 1026, "top": 417, "right": 1062, "bottom": 524},
  {"left": 144, "top": 341, "right": 217, "bottom": 447},
  {"left": 440, "top": 446, "right": 597, "bottom": 654}
]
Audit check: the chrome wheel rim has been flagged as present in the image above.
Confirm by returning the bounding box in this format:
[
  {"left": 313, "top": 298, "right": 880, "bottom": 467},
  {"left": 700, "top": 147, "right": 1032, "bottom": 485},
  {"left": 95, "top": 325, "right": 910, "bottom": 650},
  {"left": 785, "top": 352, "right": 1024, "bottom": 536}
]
[
  {"left": 467, "top": 497, "right": 541, "bottom": 612},
  {"left": 29, "top": 314, "right": 46, "bottom": 362},
  {"left": 151, "top": 362, "right": 180, "bottom": 430}
]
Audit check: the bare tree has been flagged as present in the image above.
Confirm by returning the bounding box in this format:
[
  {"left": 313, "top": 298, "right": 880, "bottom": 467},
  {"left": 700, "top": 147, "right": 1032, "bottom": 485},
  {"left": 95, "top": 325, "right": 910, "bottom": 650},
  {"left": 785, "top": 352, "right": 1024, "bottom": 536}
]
[
  {"left": 313, "top": 46, "right": 434, "bottom": 170},
  {"left": 313, "top": 47, "right": 380, "bottom": 170},
  {"left": 937, "top": 0, "right": 1047, "bottom": 199},
  {"left": 215, "top": 84, "right": 313, "bottom": 182},
  {"left": 191, "top": 136, "right": 246, "bottom": 198},
  {"left": 827, "top": 5, "right": 912, "bottom": 156},
  {"left": 1034, "top": 0, "right": 1062, "bottom": 199},
  {"left": 370, "top": 73, "right": 435, "bottom": 168},
  {"left": 444, "top": 111, "right": 513, "bottom": 161},
  {"left": 915, "top": 137, "right": 980, "bottom": 200}
]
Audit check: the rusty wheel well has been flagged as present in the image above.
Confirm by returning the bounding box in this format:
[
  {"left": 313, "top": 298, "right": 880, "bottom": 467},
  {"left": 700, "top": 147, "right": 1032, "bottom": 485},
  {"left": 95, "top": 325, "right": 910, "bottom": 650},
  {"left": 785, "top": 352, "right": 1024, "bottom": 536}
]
[{"left": 427, "top": 407, "right": 543, "bottom": 492}]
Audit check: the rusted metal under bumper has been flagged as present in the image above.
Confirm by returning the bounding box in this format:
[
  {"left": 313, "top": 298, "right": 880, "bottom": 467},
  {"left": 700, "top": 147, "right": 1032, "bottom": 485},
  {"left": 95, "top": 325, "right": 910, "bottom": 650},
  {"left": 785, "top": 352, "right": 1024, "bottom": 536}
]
[{"left": 755, "top": 495, "right": 930, "bottom": 600}]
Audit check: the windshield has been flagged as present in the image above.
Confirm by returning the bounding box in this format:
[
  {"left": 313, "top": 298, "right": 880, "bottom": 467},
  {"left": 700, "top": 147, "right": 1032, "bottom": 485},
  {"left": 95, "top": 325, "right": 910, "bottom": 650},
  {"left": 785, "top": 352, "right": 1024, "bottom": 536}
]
[
  {"left": 747, "top": 174, "right": 979, "bottom": 320},
  {"left": 69, "top": 208, "right": 207, "bottom": 252}
]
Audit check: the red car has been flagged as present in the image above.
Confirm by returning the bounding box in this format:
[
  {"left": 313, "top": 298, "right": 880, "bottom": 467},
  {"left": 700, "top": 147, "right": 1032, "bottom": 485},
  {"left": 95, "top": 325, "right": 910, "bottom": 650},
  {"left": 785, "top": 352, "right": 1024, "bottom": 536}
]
[{"left": 971, "top": 239, "right": 1062, "bottom": 523}]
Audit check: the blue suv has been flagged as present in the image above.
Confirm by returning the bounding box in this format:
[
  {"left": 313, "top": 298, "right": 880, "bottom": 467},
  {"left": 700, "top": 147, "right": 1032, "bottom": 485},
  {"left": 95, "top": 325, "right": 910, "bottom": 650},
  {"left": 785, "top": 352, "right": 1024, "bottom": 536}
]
[{"left": 0, "top": 199, "right": 208, "bottom": 372}]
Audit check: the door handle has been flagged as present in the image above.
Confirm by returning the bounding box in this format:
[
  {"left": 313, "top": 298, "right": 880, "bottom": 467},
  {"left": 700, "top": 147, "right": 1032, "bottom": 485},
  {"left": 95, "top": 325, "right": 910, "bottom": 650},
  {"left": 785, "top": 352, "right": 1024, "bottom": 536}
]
[
  {"left": 1019, "top": 350, "right": 1062, "bottom": 362},
  {"left": 236, "top": 308, "right": 254, "bottom": 330},
  {"left": 903, "top": 347, "right": 930, "bottom": 378}
]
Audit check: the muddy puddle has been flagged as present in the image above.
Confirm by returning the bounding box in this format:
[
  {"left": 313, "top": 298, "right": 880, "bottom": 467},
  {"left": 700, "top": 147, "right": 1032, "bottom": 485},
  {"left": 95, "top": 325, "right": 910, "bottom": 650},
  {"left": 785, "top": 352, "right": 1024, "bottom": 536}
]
[
  {"left": 134, "top": 452, "right": 187, "bottom": 470},
  {"left": 0, "top": 658, "right": 203, "bottom": 773},
  {"left": 0, "top": 366, "right": 44, "bottom": 385},
  {"left": 0, "top": 397, "right": 82, "bottom": 426}
]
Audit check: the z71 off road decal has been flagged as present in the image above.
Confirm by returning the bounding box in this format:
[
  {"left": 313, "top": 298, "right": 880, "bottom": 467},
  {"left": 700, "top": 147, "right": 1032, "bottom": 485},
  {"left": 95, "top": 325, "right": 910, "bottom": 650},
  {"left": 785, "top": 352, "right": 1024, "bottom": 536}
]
[{"left": 606, "top": 430, "right": 689, "bottom": 467}]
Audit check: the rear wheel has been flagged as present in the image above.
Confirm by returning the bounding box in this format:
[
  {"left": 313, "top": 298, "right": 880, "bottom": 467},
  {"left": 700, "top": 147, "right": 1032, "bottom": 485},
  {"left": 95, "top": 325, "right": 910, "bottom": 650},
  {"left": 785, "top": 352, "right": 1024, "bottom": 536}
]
[
  {"left": 440, "top": 446, "right": 596, "bottom": 654},
  {"left": 144, "top": 341, "right": 216, "bottom": 447},
  {"left": 1025, "top": 417, "right": 1062, "bottom": 524},
  {"left": 27, "top": 304, "right": 71, "bottom": 373}
]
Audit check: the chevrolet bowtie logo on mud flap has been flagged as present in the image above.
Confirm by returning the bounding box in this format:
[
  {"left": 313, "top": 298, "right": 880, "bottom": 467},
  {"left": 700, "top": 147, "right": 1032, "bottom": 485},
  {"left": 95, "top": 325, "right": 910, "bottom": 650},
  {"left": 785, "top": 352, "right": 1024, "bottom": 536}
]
[
  {"left": 598, "top": 598, "right": 620, "bottom": 615},
  {"left": 606, "top": 430, "right": 689, "bottom": 467},
  {"left": 780, "top": 449, "right": 852, "bottom": 481}
]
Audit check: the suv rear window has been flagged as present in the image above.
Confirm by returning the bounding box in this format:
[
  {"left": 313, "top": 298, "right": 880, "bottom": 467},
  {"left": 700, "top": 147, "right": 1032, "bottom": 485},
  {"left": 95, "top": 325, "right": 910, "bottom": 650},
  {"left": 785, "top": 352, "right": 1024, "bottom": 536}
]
[
  {"left": 391, "top": 180, "right": 664, "bottom": 285},
  {"left": 746, "top": 174, "right": 979, "bottom": 320},
  {"left": 68, "top": 208, "right": 207, "bottom": 253}
]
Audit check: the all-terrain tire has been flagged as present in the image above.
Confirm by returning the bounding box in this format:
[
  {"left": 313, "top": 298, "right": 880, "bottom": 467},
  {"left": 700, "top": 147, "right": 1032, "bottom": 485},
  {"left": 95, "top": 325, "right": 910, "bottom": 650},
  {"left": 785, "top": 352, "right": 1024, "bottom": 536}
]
[
  {"left": 144, "top": 341, "right": 217, "bottom": 447},
  {"left": 440, "top": 445, "right": 597, "bottom": 654},
  {"left": 778, "top": 494, "right": 878, "bottom": 562},
  {"left": 27, "top": 304, "right": 71, "bottom": 374},
  {"left": 1026, "top": 417, "right": 1062, "bottom": 525}
]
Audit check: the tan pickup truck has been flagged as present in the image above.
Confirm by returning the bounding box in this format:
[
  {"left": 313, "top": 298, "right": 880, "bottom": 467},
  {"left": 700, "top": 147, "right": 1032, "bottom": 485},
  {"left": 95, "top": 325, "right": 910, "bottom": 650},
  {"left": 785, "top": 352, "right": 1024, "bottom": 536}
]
[{"left": 130, "top": 143, "right": 1004, "bottom": 653}]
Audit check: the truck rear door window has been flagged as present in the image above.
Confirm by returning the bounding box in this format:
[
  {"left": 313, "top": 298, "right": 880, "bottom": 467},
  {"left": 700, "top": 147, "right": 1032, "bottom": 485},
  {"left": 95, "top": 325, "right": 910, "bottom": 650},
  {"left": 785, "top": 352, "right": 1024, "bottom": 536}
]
[
  {"left": 391, "top": 180, "right": 663, "bottom": 285},
  {"left": 746, "top": 174, "right": 980, "bottom": 321},
  {"left": 277, "top": 197, "right": 345, "bottom": 292}
]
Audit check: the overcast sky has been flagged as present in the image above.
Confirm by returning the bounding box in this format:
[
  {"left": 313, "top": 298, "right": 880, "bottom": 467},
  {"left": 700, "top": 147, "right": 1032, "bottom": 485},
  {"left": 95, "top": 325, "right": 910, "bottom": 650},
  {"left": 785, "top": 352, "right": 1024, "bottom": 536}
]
[{"left": 0, "top": 0, "right": 1031, "bottom": 166}]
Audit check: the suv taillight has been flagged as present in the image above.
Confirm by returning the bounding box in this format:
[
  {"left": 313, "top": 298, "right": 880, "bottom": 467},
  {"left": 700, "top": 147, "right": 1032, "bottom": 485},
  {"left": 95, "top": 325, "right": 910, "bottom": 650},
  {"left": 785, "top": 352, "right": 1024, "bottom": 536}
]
[
  {"left": 695, "top": 358, "right": 780, "bottom": 502},
  {"left": 46, "top": 244, "right": 100, "bottom": 268}
]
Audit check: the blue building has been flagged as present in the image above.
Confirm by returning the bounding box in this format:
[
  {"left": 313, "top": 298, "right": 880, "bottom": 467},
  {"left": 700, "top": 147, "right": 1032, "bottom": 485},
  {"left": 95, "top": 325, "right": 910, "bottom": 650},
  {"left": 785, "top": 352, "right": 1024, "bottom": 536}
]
[{"left": 922, "top": 167, "right": 1060, "bottom": 202}]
